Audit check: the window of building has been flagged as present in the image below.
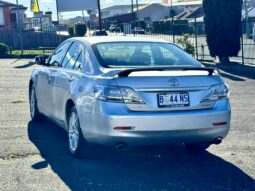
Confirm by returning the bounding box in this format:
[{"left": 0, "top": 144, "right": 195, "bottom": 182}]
[{"left": 0, "top": 8, "right": 5, "bottom": 25}]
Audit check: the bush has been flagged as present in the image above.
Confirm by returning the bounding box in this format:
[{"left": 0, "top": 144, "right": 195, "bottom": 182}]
[
  {"left": 74, "top": 23, "right": 87, "bottom": 36},
  {"left": 177, "top": 34, "right": 195, "bottom": 56},
  {"left": 0, "top": 43, "right": 9, "bottom": 57},
  {"left": 68, "top": 26, "right": 74, "bottom": 36}
]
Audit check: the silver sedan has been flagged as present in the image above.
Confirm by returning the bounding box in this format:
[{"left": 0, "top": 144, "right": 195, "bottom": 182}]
[{"left": 29, "top": 37, "right": 231, "bottom": 158}]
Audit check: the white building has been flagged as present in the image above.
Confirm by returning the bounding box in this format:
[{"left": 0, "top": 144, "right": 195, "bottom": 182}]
[
  {"left": 102, "top": 4, "right": 147, "bottom": 19},
  {"left": 0, "top": 0, "right": 27, "bottom": 27},
  {"left": 27, "top": 11, "right": 53, "bottom": 30},
  {"left": 102, "top": 1, "right": 203, "bottom": 23},
  {"left": 136, "top": 4, "right": 170, "bottom": 22}
]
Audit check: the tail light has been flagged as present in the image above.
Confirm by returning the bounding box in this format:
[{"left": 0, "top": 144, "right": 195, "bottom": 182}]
[
  {"left": 94, "top": 85, "right": 144, "bottom": 104},
  {"left": 201, "top": 83, "right": 230, "bottom": 102}
]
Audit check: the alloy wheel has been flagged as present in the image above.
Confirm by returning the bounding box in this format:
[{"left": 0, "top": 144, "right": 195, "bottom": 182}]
[{"left": 68, "top": 111, "right": 80, "bottom": 153}]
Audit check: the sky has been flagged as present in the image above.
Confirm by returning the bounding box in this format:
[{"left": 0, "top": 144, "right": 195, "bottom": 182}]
[{"left": 5, "top": 0, "right": 166, "bottom": 21}]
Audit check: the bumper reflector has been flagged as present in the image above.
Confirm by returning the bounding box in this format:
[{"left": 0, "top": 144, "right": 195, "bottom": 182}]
[
  {"left": 113, "top": 126, "right": 135, "bottom": 130},
  {"left": 213, "top": 122, "right": 227, "bottom": 126}
]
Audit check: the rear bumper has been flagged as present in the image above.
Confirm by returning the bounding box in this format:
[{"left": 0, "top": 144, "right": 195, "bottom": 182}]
[
  {"left": 84, "top": 127, "right": 229, "bottom": 148},
  {"left": 78, "top": 99, "right": 231, "bottom": 147}
]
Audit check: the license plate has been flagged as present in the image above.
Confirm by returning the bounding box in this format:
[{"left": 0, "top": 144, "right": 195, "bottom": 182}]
[{"left": 158, "top": 92, "right": 190, "bottom": 108}]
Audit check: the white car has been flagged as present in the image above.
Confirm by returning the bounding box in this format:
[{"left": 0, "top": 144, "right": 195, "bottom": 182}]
[{"left": 30, "top": 37, "right": 231, "bottom": 158}]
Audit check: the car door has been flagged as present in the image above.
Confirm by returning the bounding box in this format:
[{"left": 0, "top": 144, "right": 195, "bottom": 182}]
[
  {"left": 49, "top": 41, "right": 84, "bottom": 122},
  {"left": 37, "top": 41, "right": 72, "bottom": 117},
  {"left": 35, "top": 67, "right": 53, "bottom": 116}
]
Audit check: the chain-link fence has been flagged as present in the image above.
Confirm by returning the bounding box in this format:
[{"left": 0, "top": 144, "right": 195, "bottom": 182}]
[{"left": 0, "top": 19, "right": 255, "bottom": 65}]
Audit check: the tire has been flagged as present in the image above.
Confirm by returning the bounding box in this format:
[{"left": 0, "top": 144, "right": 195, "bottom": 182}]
[
  {"left": 29, "top": 85, "right": 42, "bottom": 121},
  {"left": 67, "top": 106, "right": 86, "bottom": 158},
  {"left": 184, "top": 143, "right": 211, "bottom": 151}
]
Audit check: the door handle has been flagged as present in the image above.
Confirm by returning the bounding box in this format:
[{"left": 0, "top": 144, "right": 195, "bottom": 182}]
[{"left": 68, "top": 75, "right": 76, "bottom": 82}]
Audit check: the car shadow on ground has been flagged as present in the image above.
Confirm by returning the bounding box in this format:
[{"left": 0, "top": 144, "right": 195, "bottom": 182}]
[
  {"left": 14, "top": 61, "right": 35, "bottom": 69},
  {"left": 204, "top": 62, "right": 255, "bottom": 81},
  {"left": 28, "top": 120, "right": 255, "bottom": 191}
]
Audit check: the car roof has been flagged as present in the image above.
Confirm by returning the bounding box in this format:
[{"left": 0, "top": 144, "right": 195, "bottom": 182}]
[{"left": 71, "top": 36, "right": 170, "bottom": 45}]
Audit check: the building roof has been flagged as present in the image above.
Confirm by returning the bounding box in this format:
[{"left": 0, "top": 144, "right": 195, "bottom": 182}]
[
  {"left": 242, "top": 7, "right": 255, "bottom": 18},
  {"left": 0, "top": 0, "right": 16, "bottom": 7},
  {"left": 175, "top": 6, "right": 204, "bottom": 19},
  {"left": 0, "top": 0, "right": 26, "bottom": 9},
  {"left": 102, "top": 4, "right": 147, "bottom": 12},
  {"left": 11, "top": 5, "right": 27, "bottom": 10},
  {"left": 172, "top": 0, "right": 202, "bottom": 7},
  {"left": 102, "top": 3, "right": 168, "bottom": 19}
]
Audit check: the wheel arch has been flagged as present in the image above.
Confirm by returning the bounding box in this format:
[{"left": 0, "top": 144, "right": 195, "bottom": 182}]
[
  {"left": 65, "top": 99, "right": 76, "bottom": 123},
  {"left": 29, "top": 79, "right": 33, "bottom": 98}
]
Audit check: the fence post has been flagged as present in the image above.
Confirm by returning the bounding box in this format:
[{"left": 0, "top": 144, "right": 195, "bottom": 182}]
[
  {"left": 241, "top": 0, "right": 245, "bottom": 65},
  {"left": 194, "top": 17, "right": 198, "bottom": 59},
  {"left": 241, "top": 32, "right": 245, "bottom": 65},
  {"left": 19, "top": 28, "right": 24, "bottom": 56},
  {"left": 201, "top": 44, "right": 205, "bottom": 60},
  {"left": 172, "top": 18, "right": 175, "bottom": 43}
]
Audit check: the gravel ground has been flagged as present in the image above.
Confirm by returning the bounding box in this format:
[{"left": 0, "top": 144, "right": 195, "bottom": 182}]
[{"left": 0, "top": 59, "right": 254, "bottom": 191}]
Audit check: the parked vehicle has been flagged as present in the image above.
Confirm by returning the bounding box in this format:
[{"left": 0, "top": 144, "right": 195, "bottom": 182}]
[
  {"left": 29, "top": 37, "right": 231, "bottom": 158},
  {"left": 133, "top": 27, "right": 145, "bottom": 34},
  {"left": 134, "top": 20, "right": 146, "bottom": 30},
  {"left": 109, "top": 24, "right": 120, "bottom": 32},
  {"left": 91, "top": 30, "right": 108, "bottom": 36}
]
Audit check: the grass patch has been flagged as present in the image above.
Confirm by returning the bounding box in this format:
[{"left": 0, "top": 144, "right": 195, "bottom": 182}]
[
  {"left": 10, "top": 49, "right": 53, "bottom": 57},
  {"left": 0, "top": 49, "right": 54, "bottom": 58}
]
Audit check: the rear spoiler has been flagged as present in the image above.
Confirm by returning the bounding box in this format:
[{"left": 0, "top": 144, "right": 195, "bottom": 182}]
[{"left": 117, "top": 67, "right": 216, "bottom": 77}]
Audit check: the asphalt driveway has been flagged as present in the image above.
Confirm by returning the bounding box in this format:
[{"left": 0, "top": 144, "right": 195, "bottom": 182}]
[{"left": 0, "top": 59, "right": 254, "bottom": 191}]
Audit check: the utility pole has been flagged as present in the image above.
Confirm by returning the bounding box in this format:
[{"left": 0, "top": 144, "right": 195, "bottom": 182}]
[
  {"left": 131, "top": 0, "right": 135, "bottom": 35},
  {"left": 56, "top": 0, "right": 60, "bottom": 24},
  {"left": 97, "top": 0, "right": 102, "bottom": 32},
  {"left": 136, "top": 0, "right": 139, "bottom": 12},
  {"left": 170, "top": 0, "right": 175, "bottom": 43},
  {"left": 131, "top": 0, "right": 134, "bottom": 15},
  {"left": 82, "top": 10, "right": 86, "bottom": 24},
  {"left": 15, "top": 0, "right": 19, "bottom": 27},
  {"left": 16, "top": 0, "right": 23, "bottom": 55}
]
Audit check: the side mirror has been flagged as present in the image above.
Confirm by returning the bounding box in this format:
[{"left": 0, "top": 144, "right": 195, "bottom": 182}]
[{"left": 35, "top": 55, "right": 49, "bottom": 65}]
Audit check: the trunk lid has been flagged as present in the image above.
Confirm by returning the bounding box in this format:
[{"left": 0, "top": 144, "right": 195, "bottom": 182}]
[{"left": 103, "top": 68, "right": 222, "bottom": 111}]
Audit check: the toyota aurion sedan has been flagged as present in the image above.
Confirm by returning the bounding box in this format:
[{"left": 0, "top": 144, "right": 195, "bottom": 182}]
[{"left": 29, "top": 37, "right": 231, "bottom": 157}]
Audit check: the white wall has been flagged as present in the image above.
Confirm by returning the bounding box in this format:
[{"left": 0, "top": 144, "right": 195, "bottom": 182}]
[
  {"left": 136, "top": 4, "right": 169, "bottom": 22},
  {"left": 102, "top": 7, "right": 130, "bottom": 18},
  {"left": 0, "top": 7, "right": 5, "bottom": 25}
]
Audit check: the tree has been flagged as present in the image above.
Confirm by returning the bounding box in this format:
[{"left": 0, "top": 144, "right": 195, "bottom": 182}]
[{"left": 203, "top": 0, "right": 242, "bottom": 64}]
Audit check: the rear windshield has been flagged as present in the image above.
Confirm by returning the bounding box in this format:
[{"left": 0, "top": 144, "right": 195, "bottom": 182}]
[{"left": 93, "top": 42, "right": 202, "bottom": 68}]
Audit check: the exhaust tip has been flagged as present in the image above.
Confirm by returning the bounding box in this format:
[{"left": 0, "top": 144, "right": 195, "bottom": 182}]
[{"left": 213, "top": 137, "right": 222, "bottom": 145}]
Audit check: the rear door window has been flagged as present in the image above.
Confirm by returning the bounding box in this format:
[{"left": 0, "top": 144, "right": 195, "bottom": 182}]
[
  {"left": 74, "top": 51, "right": 83, "bottom": 70},
  {"left": 49, "top": 42, "right": 71, "bottom": 67},
  {"left": 62, "top": 42, "right": 83, "bottom": 69}
]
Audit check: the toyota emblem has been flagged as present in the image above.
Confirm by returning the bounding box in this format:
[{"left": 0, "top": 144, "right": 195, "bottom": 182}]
[{"left": 168, "top": 78, "right": 179, "bottom": 87}]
